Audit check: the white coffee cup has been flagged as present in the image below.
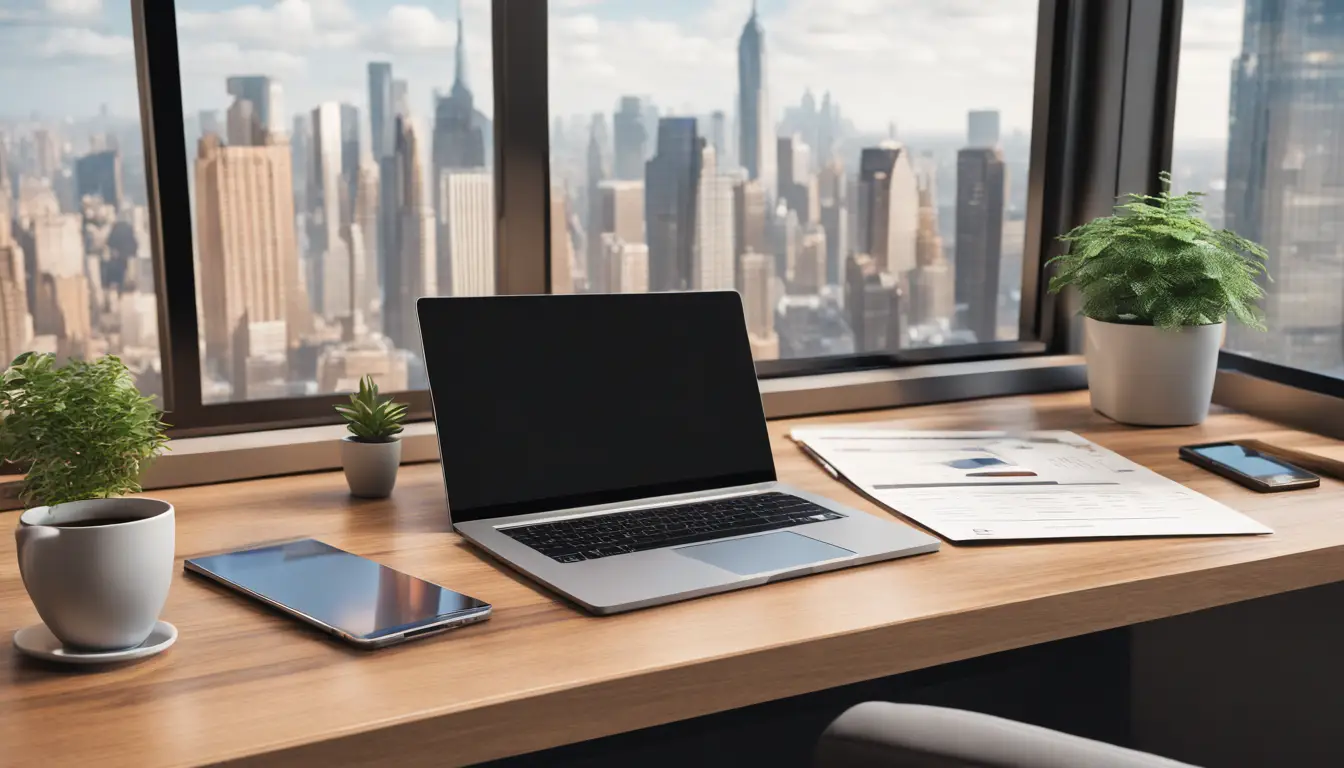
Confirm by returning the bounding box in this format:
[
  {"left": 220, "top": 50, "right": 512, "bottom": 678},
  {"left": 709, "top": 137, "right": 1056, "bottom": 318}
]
[{"left": 16, "top": 498, "right": 175, "bottom": 650}]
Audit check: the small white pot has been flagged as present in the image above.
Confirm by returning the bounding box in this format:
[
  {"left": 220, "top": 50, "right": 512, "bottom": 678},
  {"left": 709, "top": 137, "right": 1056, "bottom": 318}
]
[
  {"left": 1084, "top": 317, "right": 1224, "bottom": 426},
  {"left": 341, "top": 436, "right": 402, "bottom": 498}
]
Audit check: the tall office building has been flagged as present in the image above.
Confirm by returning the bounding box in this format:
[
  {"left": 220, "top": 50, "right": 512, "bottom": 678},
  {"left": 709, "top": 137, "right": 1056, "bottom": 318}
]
[
  {"left": 738, "top": 3, "right": 775, "bottom": 197},
  {"left": 613, "top": 96, "right": 648, "bottom": 181},
  {"left": 440, "top": 169, "right": 494, "bottom": 297},
  {"left": 290, "top": 114, "right": 311, "bottom": 216},
  {"left": 967, "top": 110, "right": 1001, "bottom": 149},
  {"left": 592, "top": 180, "right": 644, "bottom": 293},
  {"left": 694, "top": 146, "right": 736, "bottom": 292},
  {"left": 819, "top": 157, "right": 848, "bottom": 287},
  {"left": 1224, "top": 0, "right": 1344, "bottom": 369},
  {"left": 310, "top": 103, "right": 350, "bottom": 320},
  {"left": 645, "top": 118, "right": 701, "bottom": 292},
  {"left": 734, "top": 179, "right": 768, "bottom": 290},
  {"left": 769, "top": 201, "right": 800, "bottom": 286},
  {"left": 392, "top": 80, "right": 410, "bottom": 122},
  {"left": 384, "top": 117, "right": 435, "bottom": 353},
  {"left": 339, "top": 103, "right": 361, "bottom": 222},
  {"left": 710, "top": 110, "right": 728, "bottom": 169},
  {"left": 602, "top": 235, "right": 649, "bottom": 294},
  {"left": 225, "top": 76, "right": 284, "bottom": 140},
  {"left": 0, "top": 240, "right": 29, "bottom": 366},
  {"left": 856, "top": 144, "right": 918, "bottom": 275},
  {"left": 955, "top": 146, "right": 1006, "bottom": 343},
  {"left": 33, "top": 129, "right": 60, "bottom": 179},
  {"left": 777, "top": 134, "right": 818, "bottom": 225},
  {"left": 353, "top": 162, "right": 381, "bottom": 318},
  {"left": 740, "top": 249, "right": 779, "bottom": 360},
  {"left": 226, "top": 98, "right": 261, "bottom": 147},
  {"left": 31, "top": 212, "right": 83, "bottom": 278},
  {"left": 34, "top": 273, "right": 91, "bottom": 359},
  {"left": 911, "top": 168, "right": 953, "bottom": 325},
  {"left": 75, "top": 150, "right": 123, "bottom": 209},
  {"left": 586, "top": 114, "right": 609, "bottom": 291},
  {"left": 368, "top": 62, "right": 396, "bottom": 162},
  {"left": 194, "top": 133, "right": 300, "bottom": 374},
  {"left": 794, "top": 225, "right": 827, "bottom": 295},
  {"left": 550, "top": 186, "right": 574, "bottom": 295},
  {"left": 433, "top": 8, "right": 487, "bottom": 175},
  {"left": 846, "top": 253, "right": 903, "bottom": 353}
]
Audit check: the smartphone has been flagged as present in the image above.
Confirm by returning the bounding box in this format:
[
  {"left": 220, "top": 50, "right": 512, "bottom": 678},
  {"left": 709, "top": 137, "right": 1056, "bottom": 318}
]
[
  {"left": 1179, "top": 442, "right": 1320, "bottom": 493},
  {"left": 185, "top": 539, "right": 492, "bottom": 648}
]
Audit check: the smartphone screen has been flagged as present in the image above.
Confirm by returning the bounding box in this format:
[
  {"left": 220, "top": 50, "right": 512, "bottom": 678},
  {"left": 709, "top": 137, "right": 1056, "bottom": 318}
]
[
  {"left": 187, "top": 539, "right": 490, "bottom": 641},
  {"left": 1191, "top": 444, "right": 1316, "bottom": 482}
]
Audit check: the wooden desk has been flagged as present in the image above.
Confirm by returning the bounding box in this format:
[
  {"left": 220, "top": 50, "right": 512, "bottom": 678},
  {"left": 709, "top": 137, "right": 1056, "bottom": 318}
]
[{"left": 4, "top": 391, "right": 1344, "bottom": 767}]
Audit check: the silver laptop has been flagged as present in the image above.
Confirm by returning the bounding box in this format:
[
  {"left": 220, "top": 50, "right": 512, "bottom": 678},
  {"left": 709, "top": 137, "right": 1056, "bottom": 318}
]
[{"left": 417, "top": 292, "right": 939, "bottom": 614}]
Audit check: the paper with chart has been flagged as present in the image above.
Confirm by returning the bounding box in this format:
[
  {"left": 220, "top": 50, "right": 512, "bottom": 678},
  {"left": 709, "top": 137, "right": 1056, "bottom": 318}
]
[{"left": 789, "top": 428, "right": 1272, "bottom": 542}]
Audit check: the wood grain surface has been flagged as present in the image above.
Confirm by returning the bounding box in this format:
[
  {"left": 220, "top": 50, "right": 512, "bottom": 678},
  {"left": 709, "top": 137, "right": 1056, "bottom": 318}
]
[{"left": 4, "top": 391, "right": 1344, "bottom": 767}]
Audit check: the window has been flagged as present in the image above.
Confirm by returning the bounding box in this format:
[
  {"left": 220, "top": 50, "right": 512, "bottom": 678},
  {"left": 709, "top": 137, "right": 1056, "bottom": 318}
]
[
  {"left": 1173, "top": 0, "right": 1344, "bottom": 377},
  {"left": 172, "top": 0, "right": 495, "bottom": 402},
  {"left": 0, "top": 0, "right": 161, "bottom": 396},
  {"left": 545, "top": 0, "right": 1040, "bottom": 362}
]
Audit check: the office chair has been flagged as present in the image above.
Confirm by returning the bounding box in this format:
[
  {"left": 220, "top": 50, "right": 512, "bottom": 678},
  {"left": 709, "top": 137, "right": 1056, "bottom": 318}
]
[{"left": 814, "top": 702, "right": 1198, "bottom": 768}]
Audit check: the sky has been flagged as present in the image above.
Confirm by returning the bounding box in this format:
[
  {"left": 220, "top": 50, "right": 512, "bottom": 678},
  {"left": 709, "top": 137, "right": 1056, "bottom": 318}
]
[{"left": 0, "top": 0, "right": 1242, "bottom": 140}]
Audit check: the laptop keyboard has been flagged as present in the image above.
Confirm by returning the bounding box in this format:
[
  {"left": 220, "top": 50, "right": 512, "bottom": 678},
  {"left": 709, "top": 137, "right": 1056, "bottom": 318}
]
[{"left": 499, "top": 492, "right": 845, "bottom": 563}]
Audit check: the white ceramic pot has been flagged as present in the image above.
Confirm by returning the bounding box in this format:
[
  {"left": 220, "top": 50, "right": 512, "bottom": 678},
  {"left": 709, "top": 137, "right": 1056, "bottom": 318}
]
[
  {"left": 341, "top": 436, "right": 402, "bottom": 498},
  {"left": 1084, "top": 317, "right": 1224, "bottom": 426},
  {"left": 16, "top": 497, "right": 175, "bottom": 650}
]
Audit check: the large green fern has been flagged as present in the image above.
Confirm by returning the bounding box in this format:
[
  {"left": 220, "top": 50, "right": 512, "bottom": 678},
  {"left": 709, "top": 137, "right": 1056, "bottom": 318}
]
[{"left": 1048, "top": 172, "right": 1269, "bottom": 330}]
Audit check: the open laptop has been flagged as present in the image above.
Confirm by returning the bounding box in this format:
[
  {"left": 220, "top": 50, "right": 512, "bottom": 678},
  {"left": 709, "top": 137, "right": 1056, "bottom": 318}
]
[{"left": 417, "top": 291, "right": 939, "bottom": 614}]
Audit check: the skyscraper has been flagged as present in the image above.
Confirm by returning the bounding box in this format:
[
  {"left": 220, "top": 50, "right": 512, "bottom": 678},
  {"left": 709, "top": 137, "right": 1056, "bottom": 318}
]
[
  {"left": 1224, "top": 0, "right": 1344, "bottom": 369},
  {"left": 794, "top": 225, "right": 827, "bottom": 294},
  {"left": 911, "top": 166, "right": 953, "bottom": 326},
  {"left": 384, "top": 117, "right": 435, "bottom": 353},
  {"left": 645, "top": 118, "right": 700, "bottom": 292},
  {"left": 75, "top": 150, "right": 123, "bottom": 209},
  {"left": 734, "top": 179, "right": 768, "bottom": 290},
  {"left": 846, "top": 253, "right": 903, "bottom": 353},
  {"left": 368, "top": 62, "right": 396, "bottom": 161},
  {"left": 0, "top": 229, "right": 29, "bottom": 366},
  {"left": 592, "top": 179, "right": 644, "bottom": 293},
  {"left": 550, "top": 185, "right": 574, "bottom": 294},
  {"left": 740, "top": 249, "right": 778, "bottom": 360},
  {"left": 194, "top": 132, "right": 300, "bottom": 375},
  {"left": 819, "top": 158, "right": 848, "bottom": 287},
  {"left": 432, "top": 8, "right": 487, "bottom": 176},
  {"left": 586, "top": 114, "right": 609, "bottom": 291},
  {"left": 777, "top": 134, "right": 818, "bottom": 224},
  {"left": 738, "top": 3, "right": 775, "bottom": 197},
  {"left": 440, "top": 169, "right": 494, "bottom": 297},
  {"left": 710, "top": 110, "right": 728, "bottom": 168},
  {"left": 602, "top": 235, "right": 649, "bottom": 294},
  {"left": 339, "top": 103, "right": 361, "bottom": 221},
  {"left": 856, "top": 144, "right": 918, "bottom": 275},
  {"left": 613, "top": 96, "right": 648, "bottom": 181},
  {"left": 695, "top": 145, "right": 736, "bottom": 291},
  {"left": 353, "top": 162, "right": 381, "bottom": 318},
  {"left": 967, "top": 110, "right": 1001, "bottom": 149},
  {"left": 955, "top": 146, "right": 1006, "bottom": 343},
  {"left": 225, "top": 75, "right": 284, "bottom": 140},
  {"left": 310, "top": 102, "right": 350, "bottom": 320}
]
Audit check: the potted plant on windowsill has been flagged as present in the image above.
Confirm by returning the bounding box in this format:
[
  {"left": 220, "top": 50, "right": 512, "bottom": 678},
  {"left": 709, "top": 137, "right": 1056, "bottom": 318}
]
[
  {"left": 336, "top": 375, "right": 408, "bottom": 499},
  {"left": 1048, "top": 172, "right": 1269, "bottom": 426},
  {"left": 0, "top": 353, "right": 170, "bottom": 508}
]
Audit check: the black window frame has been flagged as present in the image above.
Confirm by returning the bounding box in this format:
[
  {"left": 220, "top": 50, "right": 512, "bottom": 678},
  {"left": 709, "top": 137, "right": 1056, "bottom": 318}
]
[{"left": 130, "top": 0, "right": 1142, "bottom": 437}]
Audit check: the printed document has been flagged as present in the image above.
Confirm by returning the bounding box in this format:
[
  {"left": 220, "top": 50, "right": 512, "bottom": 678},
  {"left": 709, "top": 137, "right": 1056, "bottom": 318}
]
[{"left": 789, "top": 428, "right": 1272, "bottom": 542}]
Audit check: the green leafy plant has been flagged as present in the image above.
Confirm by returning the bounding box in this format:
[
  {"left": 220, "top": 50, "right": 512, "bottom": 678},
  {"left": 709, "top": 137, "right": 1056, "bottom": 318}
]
[
  {"left": 335, "top": 375, "right": 407, "bottom": 443},
  {"left": 1048, "top": 172, "right": 1269, "bottom": 330},
  {"left": 0, "top": 353, "right": 169, "bottom": 508}
]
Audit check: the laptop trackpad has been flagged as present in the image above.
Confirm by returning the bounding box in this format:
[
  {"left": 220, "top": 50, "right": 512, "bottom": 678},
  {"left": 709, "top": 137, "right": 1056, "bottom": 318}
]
[{"left": 675, "top": 532, "right": 854, "bottom": 576}]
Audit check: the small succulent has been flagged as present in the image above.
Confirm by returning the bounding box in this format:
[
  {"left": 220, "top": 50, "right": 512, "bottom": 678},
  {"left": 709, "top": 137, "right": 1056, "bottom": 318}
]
[{"left": 335, "top": 375, "right": 408, "bottom": 443}]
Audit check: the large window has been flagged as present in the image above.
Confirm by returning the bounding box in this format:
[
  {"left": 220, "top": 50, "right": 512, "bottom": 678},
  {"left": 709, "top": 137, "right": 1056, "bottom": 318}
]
[
  {"left": 0, "top": 0, "right": 161, "bottom": 396},
  {"left": 1173, "top": 0, "right": 1344, "bottom": 376},
  {"left": 173, "top": 0, "right": 495, "bottom": 401},
  {"left": 545, "top": 0, "right": 1040, "bottom": 361}
]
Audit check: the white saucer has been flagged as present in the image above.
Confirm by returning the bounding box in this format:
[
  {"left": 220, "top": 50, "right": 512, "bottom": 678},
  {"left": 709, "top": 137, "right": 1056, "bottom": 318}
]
[{"left": 12, "top": 620, "right": 177, "bottom": 665}]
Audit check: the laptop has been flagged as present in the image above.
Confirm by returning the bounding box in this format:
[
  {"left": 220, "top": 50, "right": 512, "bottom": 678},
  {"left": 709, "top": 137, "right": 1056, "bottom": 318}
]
[{"left": 417, "top": 291, "right": 939, "bottom": 614}]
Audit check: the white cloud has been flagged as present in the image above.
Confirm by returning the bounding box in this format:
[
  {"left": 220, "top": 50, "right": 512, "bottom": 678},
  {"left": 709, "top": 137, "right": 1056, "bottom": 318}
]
[
  {"left": 36, "top": 28, "right": 132, "bottom": 59},
  {"left": 177, "top": 0, "right": 356, "bottom": 51},
  {"left": 371, "top": 5, "right": 458, "bottom": 52},
  {"left": 1173, "top": 0, "right": 1243, "bottom": 141},
  {"left": 45, "top": 0, "right": 102, "bottom": 19}
]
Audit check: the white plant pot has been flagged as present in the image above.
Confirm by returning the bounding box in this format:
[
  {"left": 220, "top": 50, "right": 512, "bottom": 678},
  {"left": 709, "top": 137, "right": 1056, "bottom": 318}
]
[
  {"left": 1084, "top": 317, "right": 1224, "bottom": 426},
  {"left": 341, "top": 437, "right": 402, "bottom": 498}
]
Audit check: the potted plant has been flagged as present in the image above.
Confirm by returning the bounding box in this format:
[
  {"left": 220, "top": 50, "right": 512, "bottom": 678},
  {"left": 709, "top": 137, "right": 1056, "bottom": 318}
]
[
  {"left": 0, "top": 353, "right": 169, "bottom": 508},
  {"left": 1048, "top": 172, "right": 1269, "bottom": 426},
  {"left": 335, "top": 375, "right": 408, "bottom": 498}
]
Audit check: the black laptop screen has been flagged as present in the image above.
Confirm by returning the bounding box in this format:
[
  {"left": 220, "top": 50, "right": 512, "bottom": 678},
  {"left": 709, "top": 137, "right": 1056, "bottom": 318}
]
[{"left": 418, "top": 292, "right": 777, "bottom": 523}]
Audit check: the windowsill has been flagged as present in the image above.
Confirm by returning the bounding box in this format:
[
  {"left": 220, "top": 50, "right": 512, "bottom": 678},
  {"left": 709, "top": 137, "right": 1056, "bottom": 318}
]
[{"left": 0, "top": 356, "right": 1087, "bottom": 506}]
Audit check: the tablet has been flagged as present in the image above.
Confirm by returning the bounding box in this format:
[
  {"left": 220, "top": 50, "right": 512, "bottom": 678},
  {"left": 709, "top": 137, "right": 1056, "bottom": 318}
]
[{"left": 185, "top": 538, "right": 491, "bottom": 648}]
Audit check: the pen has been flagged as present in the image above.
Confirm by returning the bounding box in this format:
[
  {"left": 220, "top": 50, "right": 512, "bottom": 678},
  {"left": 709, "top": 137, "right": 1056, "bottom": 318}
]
[{"left": 796, "top": 440, "right": 840, "bottom": 480}]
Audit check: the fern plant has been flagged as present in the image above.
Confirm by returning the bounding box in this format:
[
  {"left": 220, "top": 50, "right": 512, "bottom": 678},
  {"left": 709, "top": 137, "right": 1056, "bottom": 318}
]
[
  {"left": 335, "top": 375, "right": 408, "bottom": 443},
  {"left": 0, "top": 353, "right": 169, "bottom": 508},
  {"left": 1048, "top": 172, "right": 1269, "bottom": 330}
]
